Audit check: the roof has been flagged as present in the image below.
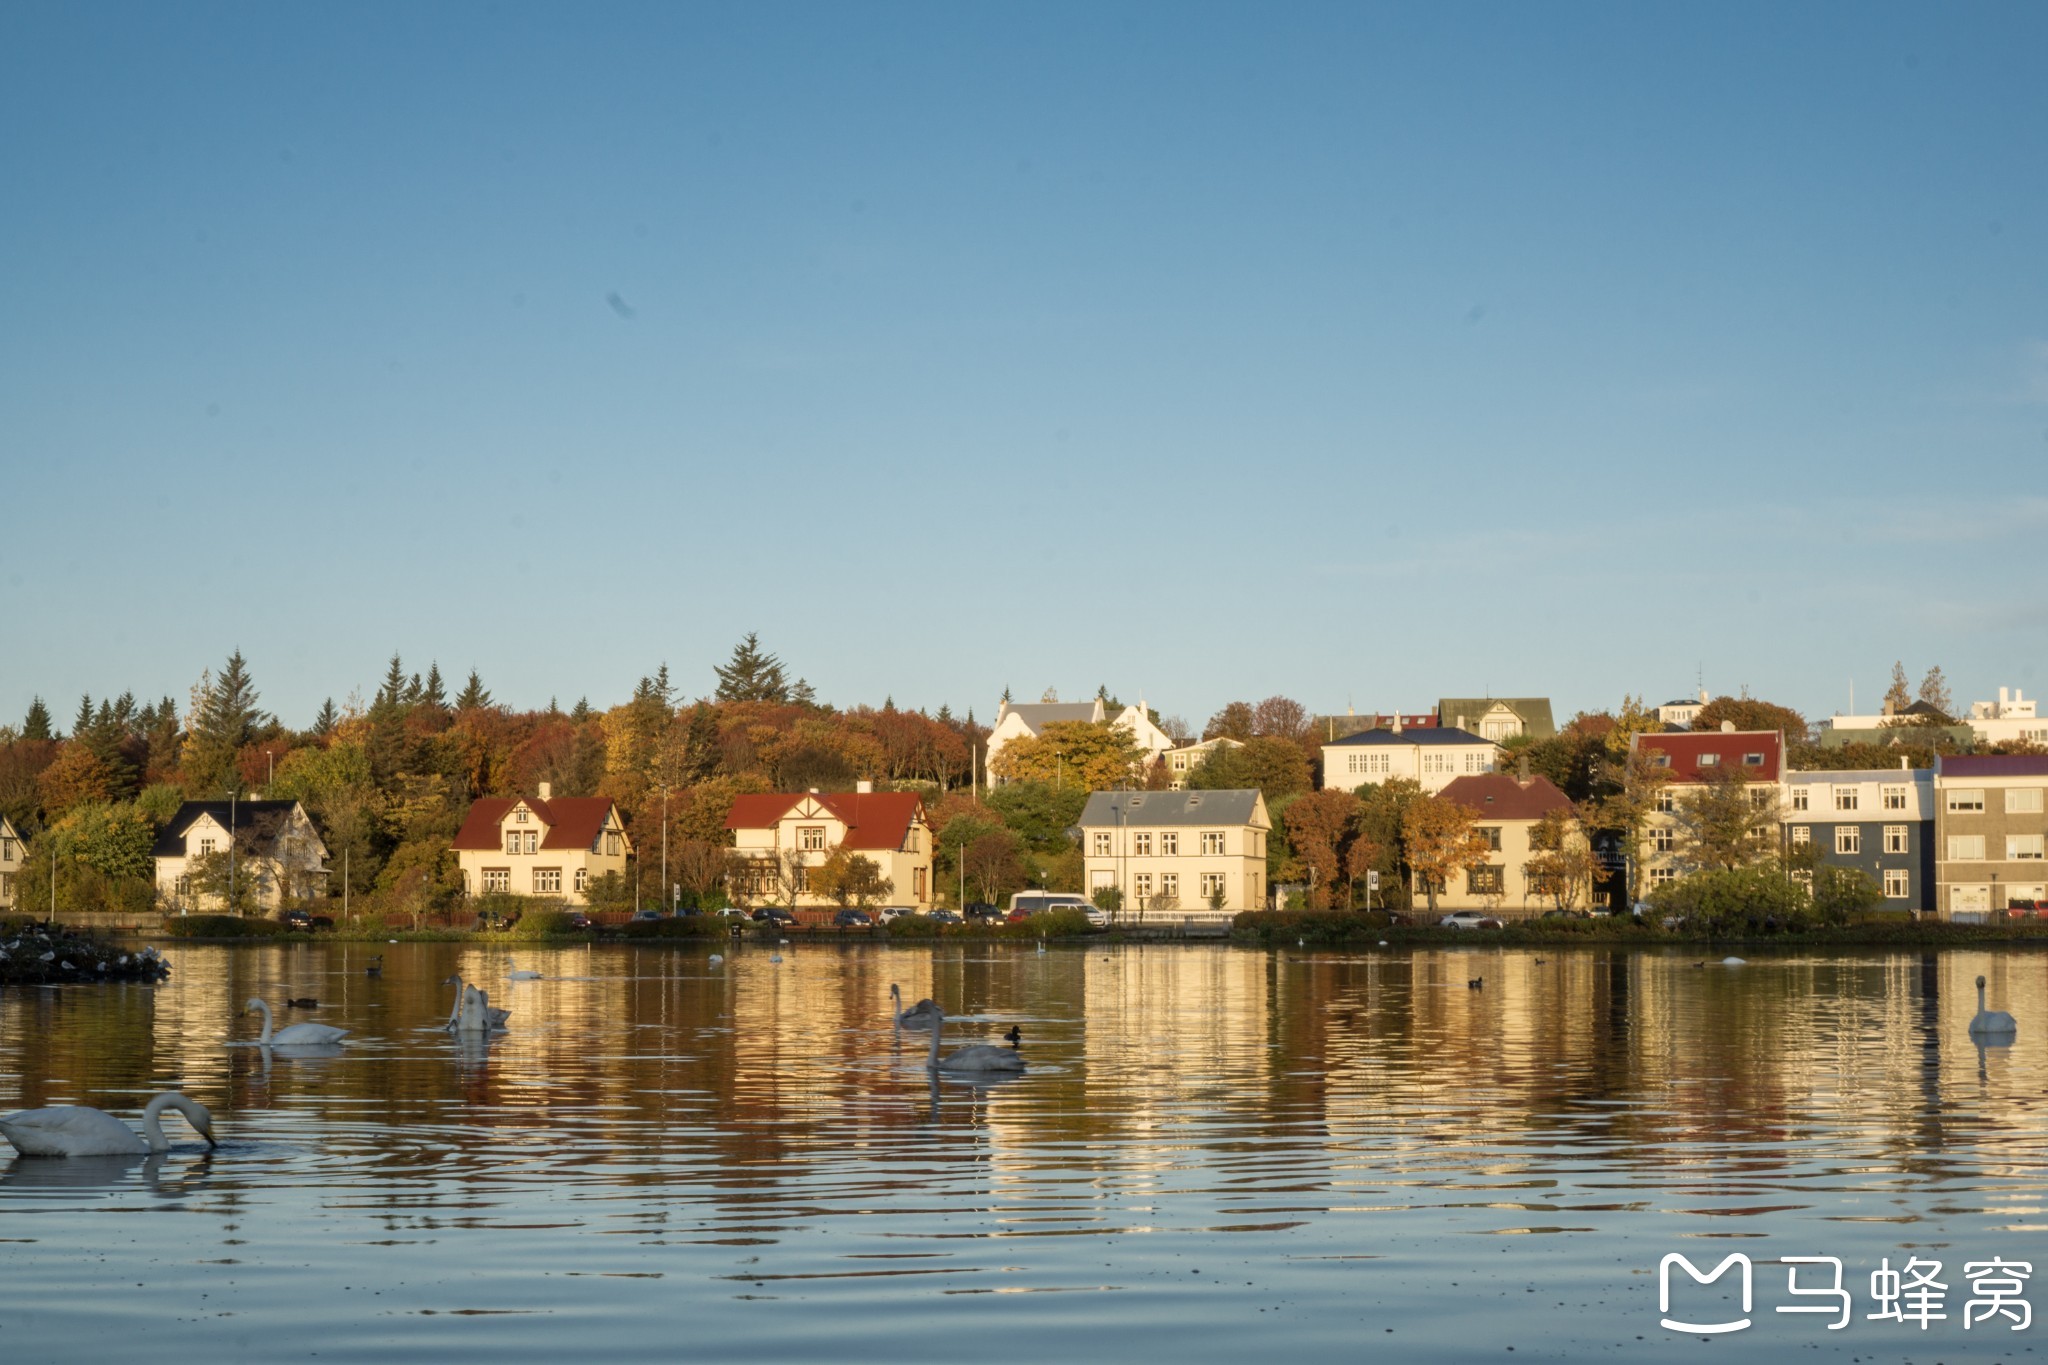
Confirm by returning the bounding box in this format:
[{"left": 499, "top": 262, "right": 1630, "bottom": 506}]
[
  {"left": 1325, "top": 727, "right": 1498, "bottom": 748},
  {"left": 452, "top": 795, "right": 623, "bottom": 852},
  {"left": 1438, "top": 773, "right": 1574, "bottom": 822},
  {"left": 1076, "top": 789, "right": 1266, "bottom": 828},
  {"left": 1437, "top": 697, "right": 1557, "bottom": 740},
  {"left": 1939, "top": 755, "right": 2048, "bottom": 779},
  {"left": 1784, "top": 768, "right": 1933, "bottom": 784},
  {"left": 1315, "top": 714, "right": 1439, "bottom": 741},
  {"left": 1629, "top": 730, "right": 1783, "bottom": 783},
  {"left": 998, "top": 702, "right": 1102, "bottom": 730},
  {"left": 150, "top": 801, "right": 313, "bottom": 858},
  {"left": 725, "top": 791, "right": 929, "bottom": 852}
]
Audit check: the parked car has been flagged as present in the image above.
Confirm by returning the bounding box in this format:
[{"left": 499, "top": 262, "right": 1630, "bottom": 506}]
[
  {"left": 630, "top": 909, "right": 664, "bottom": 923},
  {"left": 712, "top": 907, "right": 750, "bottom": 920},
  {"left": 925, "top": 908, "right": 962, "bottom": 924},
  {"left": 834, "top": 908, "right": 874, "bottom": 927},
  {"left": 876, "top": 905, "right": 916, "bottom": 924},
  {"left": 963, "top": 903, "right": 1005, "bottom": 923},
  {"left": 1540, "top": 908, "right": 1591, "bottom": 920},
  {"left": 752, "top": 906, "right": 796, "bottom": 926},
  {"left": 1438, "top": 911, "right": 1503, "bottom": 930},
  {"left": 280, "top": 909, "right": 333, "bottom": 932},
  {"left": 563, "top": 911, "right": 593, "bottom": 931}
]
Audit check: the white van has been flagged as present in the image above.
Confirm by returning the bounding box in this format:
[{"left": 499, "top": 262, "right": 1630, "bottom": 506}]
[{"left": 1008, "top": 892, "right": 1105, "bottom": 927}]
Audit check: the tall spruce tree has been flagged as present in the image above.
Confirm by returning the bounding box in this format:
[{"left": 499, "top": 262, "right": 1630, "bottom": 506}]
[
  {"left": 313, "top": 698, "right": 340, "bottom": 737},
  {"left": 422, "top": 663, "right": 447, "bottom": 708},
  {"left": 188, "top": 650, "right": 266, "bottom": 792},
  {"left": 714, "top": 633, "right": 790, "bottom": 703},
  {"left": 375, "top": 654, "right": 407, "bottom": 710},
  {"left": 455, "top": 670, "right": 493, "bottom": 711},
  {"left": 22, "top": 697, "right": 54, "bottom": 740}
]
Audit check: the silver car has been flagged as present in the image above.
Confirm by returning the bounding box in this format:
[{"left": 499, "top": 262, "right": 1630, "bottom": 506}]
[{"left": 1438, "top": 911, "right": 1503, "bottom": 930}]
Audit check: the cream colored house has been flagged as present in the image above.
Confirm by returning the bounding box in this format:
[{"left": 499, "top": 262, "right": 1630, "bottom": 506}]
[
  {"left": 452, "top": 782, "right": 632, "bottom": 904},
  {"left": 1077, "top": 788, "right": 1270, "bottom": 924},
  {"left": 1433, "top": 772, "right": 1584, "bottom": 916},
  {"left": 1320, "top": 724, "right": 1503, "bottom": 795},
  {"left": 726, "top": 784, "right": 935, "bottom": 909},
  {"left": 1631, "top": 728, "right": 1784, "bottom": 889},
  {"left": 153, "top": 800, "right": 329, "bottom": 912},
  {"left": 1163, "top": 736, "right": 1243, "bottom": 789},
  {"left": 0, "top": 814, "right": 23, "bottom": 909},
  {"left": 984, "top": 693, "right": 1175, "bottom": 784}
]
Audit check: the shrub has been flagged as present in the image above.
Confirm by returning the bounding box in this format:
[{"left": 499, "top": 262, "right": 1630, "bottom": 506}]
[
  {"left": 165, "top": 914, "right": 290, "bottom": 939},
  {"left": 618, "top": 916, "right": 722, "bottom": 939},
  {"left": 510, "top": 907, "right": 572, "bottom": 939},
  {"left": 885, "top": 915, "right": 940, "bottom": 939},
  {"left": 1000, "top": 908, "right": 1094, "bottom": 939}
]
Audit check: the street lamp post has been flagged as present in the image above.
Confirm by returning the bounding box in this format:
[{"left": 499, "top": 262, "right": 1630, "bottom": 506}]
[
  {"left": 265, "top": 750, "right": 275, "bottom": 793},
  {"left": 661, "top": 785, "right": 670, "bottom": 915},
  {"left": 228, "top": 788, "right": 237, "bottom": 914}
]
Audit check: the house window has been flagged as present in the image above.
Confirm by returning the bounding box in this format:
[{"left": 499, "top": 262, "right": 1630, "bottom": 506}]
[
  {"left": 1161, "top": 873, "right": 1179, "bottom": 898},
  {"left": 905, "top": 829, "right": 920, "bottom": 854},
  {"left": 2009, "top": 788, "right": 2046, "bottom": 815},
  {"left": 1884, "top": 868, "right": 1910, "bottom": 898},
  {"left": 1948, "top": 835, "right": 1985, "bottom": 861},
  {"left": 1698, "top": 753, "right": 1721, "bottom": 768},
  {"left": 1200, "top": 872, "right": 1226, "bottom": 900},
  {"left": 1791, "top": 788, "right": 1809, "bottom": 811},
  {"left": 174, "top": 875, "right": 191, "bottom": 897},
  {"left": 798, "top": 826, "right": 826, "bottom": 851},
  {"left": 1477, "top": 827, "right": 1501, "bottom": 852},
  {"left": 1201, "top": 831, "right": 1226, "bottom": 855},
  {"left": 1947, "top": 789, "right": 1985, "bottom": 814},
  {"left": 533, "top": 868, "right": 562, "bottom": 894},
  {"left": 1133, "top": 873, "right": 1153, "bottom": 899},
  {"left": 199, "top": 838, "right": 216, "bottom": 857},
  {"left": 1649, "top": 867, "right": 1676, "bottom": 886},
  {"left": 1743, "top": 752, "right": 1764, "bottom": 766},
  {"left": 604, "top": 832, "right": 621, "bottom": 857},
  {"left": 1465, "top": 752, "right": 1489, "bottom": 773},
  {"left": 1792, "top": 825, "right": 1812, "bottom": 846},
  {"left": 1835, "top": 827, "right": 1860, "bottom": 856},
  {"left": 574, "top": 868, "right": 588, "bottom": 893},
  {"left": 2, "top": 837, "right": 15, "bottom": 861},
  {"left": 515, "top": 809, "right": 528, "bottom": 824},
  {"left": 1652, "top": 754, "right": 1671, "bottom": 767},
  {"left": 1161, "top": 832, "right": 1178, "bottom": 855},
  {"left": 1884, "top": 825, "right": 1909, "bottom": 854},
  {"left": 1469, "top": 865, "right": 1504, "bottom": 894},
  {"left": 482, "top": 868, "right": 511, "bottom": 893},
  {"left": 914, "top": 868, "right": 927, "bottom": 898},
  {"left": 1882, "top": 786, "right": 1908, "bottom": 811},
  {"left": 1834, "top": 788, "right": 1859, "bottom": 812},
  {"left": 2009, "top": 834, "right": 2046, "bottom": 861},
  {"left": 1171, "top": 754, "right": 1188, "bottom": 771},
  {"left": 1656, "top": 791, "right": 1675, "bottom": 813},
  {"left": 1134, "top": 832, "right": 1153, "bottom": 856},
  {"left": 1652, "top": 827, "right": 1675, "bottom": 853},
  {"left": 1749, "top": 788, "right": 1772, "bottom": 809},
  {"left": 505, "top": 831, "right": 520, "bottom": 855},
  {"left": 1092, "top": 832, "right": 1112, "bottom": 856}
]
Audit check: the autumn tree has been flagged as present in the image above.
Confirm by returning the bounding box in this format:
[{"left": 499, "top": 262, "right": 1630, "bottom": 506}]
[
  {"left": 989, "top": 721, "right": 1143, "bottom": 790},
  {"left": 1672, "top": 768, "right": 1779, "bottom": 872},
  {"left": 37, "top": 744, "right": 119, "bottom": 815},
  {"left": 811, "top": 847, "right": 892, "bottom": 908},
  {"left": 1204, "top": 702, "right": 1256, "bottom": 742},
  {"left": 1917, "top": 666, "right": 1953, "bottom": 720},
  {"left": 963, "top": 828, "right": 1027, "bottom": 905},
  {"left": 1281, "top": 789, "right": 1370, "bottom": 910},
  {"left": 1602, "top": 695, "right": 1665, "bottom": 754},
  {"left": 1186, "top": 736, "right": 1310, "bottom": 801},
  {"left": 1524, "top": 808, "right": 1595, "bottom": 912},
  {"left": 1883, "top": 662, "right": 1913, "bottom": 715},
  {"left": 1401, "top": 795, "right": 1492, "bottom": 916},
  {"left": 1692, "top": 694, "right": 1808, "bottom": 743}
]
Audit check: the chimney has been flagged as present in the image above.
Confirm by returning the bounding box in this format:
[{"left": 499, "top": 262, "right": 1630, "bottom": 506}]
[
  {"left": 856, "top": 779, "right": 874, "bottom": 794},
  {"left": 1721, "top": 720, "right": 1736, "bottom": 733},
  {"left": 538, "top": 781, "right": 552, "bottom": 801},
  {"left": 1517, "top": 755, "right": 1530, "bottom": 785},
  {"left": 808, "top": 787, "right": 820, "bottom": 794},
  {"left": 1900, "top": 756, "right": 1909, "bottom": 770},
  {"left": 1392, "top": 714, "right": 1403, "bottom": 734},
  {"left": 2000, "top": 686, "right": 2011, "bottom": 712}
]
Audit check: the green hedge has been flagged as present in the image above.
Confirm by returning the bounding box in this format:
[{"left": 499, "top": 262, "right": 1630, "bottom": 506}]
[
  {"left": 164, "top": 914, "right": 292, "bottom": 939},
  {"left": 618, "top": 916, "right": 725, "bottom": 940}
]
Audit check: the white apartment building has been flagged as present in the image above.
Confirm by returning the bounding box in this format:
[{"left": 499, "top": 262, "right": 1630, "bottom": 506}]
[{"left": 1320, "top": 725, "right": 1502, "bottom": 796}]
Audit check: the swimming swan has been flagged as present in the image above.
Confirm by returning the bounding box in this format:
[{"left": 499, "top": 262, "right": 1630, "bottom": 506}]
[
  {"left": 925, "top": 1006, "right": 1025, "bottom": 1075},
  {"left": 890, "top": 983, "right": 940, "bottom": 1030},
  {"left": 506, "top": 960, "right": 542, "bottom": 980},
  {"left": 245, "top": 997, "right": 350, "bottom": 1046},
  {"left": 0, "top": 1093, "right": 217, "bottom": 1156},
  {"left": 1971, "top": 974, "right": 2018, "bottom": 1040}
]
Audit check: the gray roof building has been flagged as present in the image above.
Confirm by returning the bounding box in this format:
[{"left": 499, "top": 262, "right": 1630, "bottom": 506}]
[
  {"left": 1077, "top": 789, "right": 1265, "bottom": 828},
  {"left": 1437, "top": 697, "right": 1556, "bottom": 742}
]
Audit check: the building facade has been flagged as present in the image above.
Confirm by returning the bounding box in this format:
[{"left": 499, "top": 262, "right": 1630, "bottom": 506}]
[
  {"left": 1076, "top": 788, "right": 1271, "bottom": 921},
  {"left": 0, "top": 815, "right": 22, "bottom": 909},
  {"left": 1433, "top": 771, "right": 1584, "bottom": 916},
  {"left": 153, "top": 800, "right": 329, "bottom": 912},
  {"left": 1162, "top": 736, "right": 1242, "bottom": 788},
  {"left": 1934, "top": 754, "right": 2048, "bottom": 919},
  {"left": 1965, "top": 688, "right": 2048, "bottom": 748},
  {"left": 451, "top": 784, "right": 632, "bottom": 905},
  {"left": 726, "top": 785, "right": 935, "bottom": 909},
  {"left": 1437, "top": 696, "right": 1556, "bottom": 743},
  {"left": 983, "top": 694, "right": 1174, "bottom": 785},
  {"left": 1631, "top": 728, "right": 1785, "bottom": 889},
  {"left": 1781, "top": 765, "right": 1935, "bottom": 913},
  {"left": 1320, "top": 725, "right": 1503, "bottom": 796}
]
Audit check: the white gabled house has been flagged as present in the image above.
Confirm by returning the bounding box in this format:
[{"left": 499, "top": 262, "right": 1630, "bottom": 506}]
[
  {"left": 984, "top": 693, "right": 1176, "bottom": 785},
  {"left": 154, "top": 800, "right": 329, "bottom": 912}
]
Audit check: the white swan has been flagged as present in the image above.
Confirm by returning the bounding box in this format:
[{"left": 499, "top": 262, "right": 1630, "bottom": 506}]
[
  {"left": 1, "top": 1093, "right": 216, "bottom": 1156},
  {"left": 441, "top": 976, "right": 510, "bottom": 1031},
  {"left": 1970, "top": 974, "right": 2018, "bottom": 1040},
  {"left": 506, "top": 960, "right": 542, "bottom": 980},
  {"left": 245, "top": 997, "right": 350, "bottom": 1046},
  {"left": 1721, "top": 956, "right": 1746, "bottom": 966},
  {"left": 925, "top": 1005, "right": 1025, "bottom": 1075},
  {"left": 890, "top": 983, "right": 939, "bottom": 1030}
]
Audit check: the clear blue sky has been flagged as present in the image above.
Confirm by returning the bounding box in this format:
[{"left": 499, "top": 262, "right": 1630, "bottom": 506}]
[{"left": 3, "top": 1, "right": 2043, "bottom": 734}]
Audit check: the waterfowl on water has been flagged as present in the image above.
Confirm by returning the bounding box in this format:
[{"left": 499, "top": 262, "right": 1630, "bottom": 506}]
[
  {"left": 0, "top": 1093, "right": 216, "bottom": 1157},
  {"left": 925, "top": 1007, "right": 1025, "bottom": 1075},
  {"left": 1971, "top": 975, "right": 2018, "bottom": 1040},
  {"left": 244, "top": 998, "right": 349, "bottom": 1046}
]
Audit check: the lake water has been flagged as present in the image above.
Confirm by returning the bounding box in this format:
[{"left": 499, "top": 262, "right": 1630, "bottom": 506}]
[{"left": 4, "top": 940, "right": 2047, "bottom": 1362}]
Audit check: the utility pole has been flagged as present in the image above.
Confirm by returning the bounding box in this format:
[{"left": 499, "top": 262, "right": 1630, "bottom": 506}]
[
  {"left": 228, "top": 789, "right": 237, "bottom": 914},
  {"left": 661, "top": 785, "right": 670, "bottom": 915}
]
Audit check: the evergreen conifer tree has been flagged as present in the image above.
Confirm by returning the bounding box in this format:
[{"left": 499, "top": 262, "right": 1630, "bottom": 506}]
[
  {"left": 571, "top": 697, "right": 593, "bottom": 722},
  {"left": 313, "top": 698, "right": 339, "bottom": 736},
  {"left": 74, "top": 694, "right": 94, "bottom": 739},
  {"left": 22, "top": 697, "right": 54, "bottom": 740},
  {"left": 713, "top": 633, "right": 790, "bottom": 703},
  {"left": 376, "top": 654, "right": 407, "bottom": 709},
  {"left": 455, "top": 670, "right": 493, "bottom": 711},
  {"left": 422, "top": 663, "right": 447, "bottom": 708},
  {"left": 791, "top": 677, "right": 816, "bottom": 706}
]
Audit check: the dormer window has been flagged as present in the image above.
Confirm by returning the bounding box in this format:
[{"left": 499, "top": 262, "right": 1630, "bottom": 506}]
[
  {"left": 1742, "top": 753, "right": 1763, "bottom": 766},
  {"left": 516, "top": 809, "right": 529, "bottom": 824},
  {"left": 1698, "top": 753, "right": 1721, "bottom": 767}
]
